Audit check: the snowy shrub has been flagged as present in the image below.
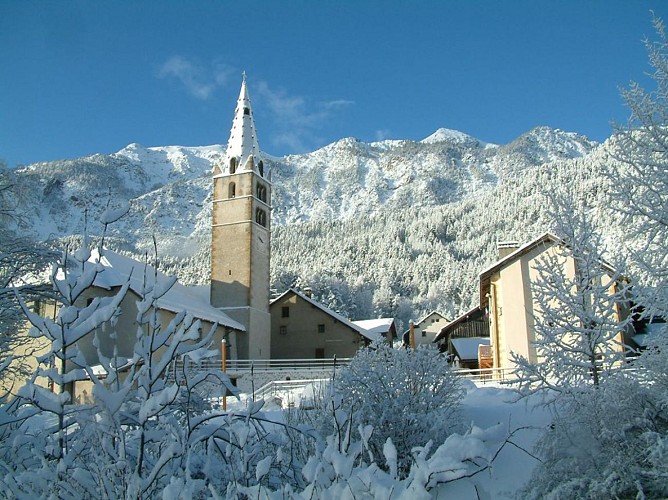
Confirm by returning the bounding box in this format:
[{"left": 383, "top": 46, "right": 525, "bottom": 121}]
[
  {"left": 329, "top": 343, "right": 465, "bottom": 476},
  {"left": 0, "top": 214, "right": 314, "bottom": 497},
  {"left": 520, "top": 372, "right": 668, "bottom": 500},
  {"left": 230, "top": 422, "right": 518, "bottom": 499}
]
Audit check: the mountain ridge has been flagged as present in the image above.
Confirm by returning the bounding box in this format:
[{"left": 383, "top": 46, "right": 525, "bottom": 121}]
[{"left": 4, "top": 125, "right": 610, "bottom": 326}]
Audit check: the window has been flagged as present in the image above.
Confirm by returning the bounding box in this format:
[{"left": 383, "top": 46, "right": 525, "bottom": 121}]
[
  {"left": 243, "top": 107, "right": 250, "bottom": 116},
  {"left": 422, "top": 331, "right": 427, "bottom": 337},
  {"left": 229, "top": 182, "right": 236, "bottom": 198},
  {"left": 255, "top": 208, "right": 267, "bottom": 227},
  {"left": 280, "top": 326, "right": 287, "bottom": 335},
  {"left": 318, "top": 324, "right": 325, "bottom": 334},
  {"left": 229, "top": 157, "right": 237, "bottom": 174},
  {"left": 258, "top": 160, "right": 264, "bottom": 177},
  {"left": 256, "top": 183, "right": 267, "bottom": 202},
  {"left": 281, "top": 306, "right": 289, "bottom": 318}
]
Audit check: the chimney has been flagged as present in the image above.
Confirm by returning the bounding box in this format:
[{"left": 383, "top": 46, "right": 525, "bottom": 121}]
[{"left": 497, "top": 241, "right": 520, "bottom": 259}]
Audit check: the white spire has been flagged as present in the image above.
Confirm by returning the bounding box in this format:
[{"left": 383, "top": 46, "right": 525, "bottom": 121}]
[{"left": 223, "top": 73, "right": 262, "bottom": 175}]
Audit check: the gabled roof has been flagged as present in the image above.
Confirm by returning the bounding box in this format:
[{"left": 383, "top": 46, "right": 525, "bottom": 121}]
[
  {"left": 401, "top": 311, "right": 449, "bottom": 337},
  {"left": 271, "top": 288, "right": 380, "bottom": 342},
  {"left": 479, "top": 232, "right": 560, "bottom": 285},
  {"left": 478, "top": 231, "right": 618, "bottom": 308},
  {"left": 88, "top": 249, "right": 245, "bottom": 331},
  {"left": 433, "top": 306, "right": 483, "bottom": 343},
  {"left": 413, "top": 310, "right": 448, "bottom": 326},
  {"left": 352, "top": 318, "right": 395, "bottom": 336}
]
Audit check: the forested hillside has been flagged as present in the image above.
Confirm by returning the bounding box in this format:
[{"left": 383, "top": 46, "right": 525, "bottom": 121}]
[{"left": 4, "top": 126, "right": 619, "bottom": 330}]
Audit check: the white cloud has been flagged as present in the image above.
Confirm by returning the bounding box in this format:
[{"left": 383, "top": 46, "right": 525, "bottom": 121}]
[
  {"left": 254, "top": 81, "right": 353, "bottom": 152},
  {"left": 375, "top": 129, "right": 392, "bottom": 141},
  {"left": 158, "top": 56, "right": 234, "bottom": 100}
]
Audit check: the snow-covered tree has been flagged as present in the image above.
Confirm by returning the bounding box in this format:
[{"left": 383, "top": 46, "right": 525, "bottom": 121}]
[
  {"left": 512, "top": 194, "right": 632, "bottom": 398},
  {"left": 0, "top": 165, "right": 56, "bottom": 390},
  {"left": 0, "top": 208, "right": 314, "bottom": 497},
  {"left": 519, "top": 18, "right": 668, "bottom": 498},
  {"left": 610, "top": 15, "right": 668, "bottom": 320},
  {"left": 520, "top": 371, "right": 668, "bottom": 499},
  {"left": 332, "top": 343, "right": 465, "bottom": 475}
]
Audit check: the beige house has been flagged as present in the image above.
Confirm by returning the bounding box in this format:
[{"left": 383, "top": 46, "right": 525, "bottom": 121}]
[
  {"left": 402, "top": 311, "right": 449, "bottom": 347},
  {"left": 270, "top": 289, "right": 384, "bottom": 359},
  {"left": 68, "top": 250, "right": 245, "bottom": 401},
  {"left": 478, "top": 233, "right": 631, "bottom": 369}
]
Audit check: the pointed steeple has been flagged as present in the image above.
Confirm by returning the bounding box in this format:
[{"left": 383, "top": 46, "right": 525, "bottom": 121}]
[{"left": 224, "top": 73, "right": 262, "bottom": 175}]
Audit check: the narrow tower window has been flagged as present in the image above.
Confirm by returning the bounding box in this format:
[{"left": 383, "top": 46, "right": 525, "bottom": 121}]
[
  {"left": 229, "top": 157, "right": 237, "bottom": 174},
  {"left": 229, "top": 182, "right": 236, "bottom": 198},
  {"left": 255, "top": 208, "right": 267, "bottom": 227},
  {"left": 258, "top": 160, "right": 264, "bottom": 177},
  {"left": 256, "top": 183, "right": 267, "bottom": 203}
]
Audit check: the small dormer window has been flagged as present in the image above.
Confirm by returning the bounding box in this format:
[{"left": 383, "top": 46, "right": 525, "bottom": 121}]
[
  {"left": 230, "top": 157, "right": 237, "bottom": 174},
  {"left": 243, "top": 107, "right": 250, "bottom": 116}
]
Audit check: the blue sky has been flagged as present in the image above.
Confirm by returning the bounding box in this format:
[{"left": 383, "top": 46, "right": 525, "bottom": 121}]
[{"left": 1, "top": 1, "right": 667, "bottom": 167}]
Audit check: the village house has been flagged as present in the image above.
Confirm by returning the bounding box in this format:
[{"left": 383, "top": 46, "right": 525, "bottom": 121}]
[
  {"left": 68, "top": 249, "right": 245, "bottom": 401},
  {"left": 433, "top": 306, "right": 490, "bottom": 369},
  {"left": 401, "top": 311, "right": 449, "bottom": 347},
  {"left": 436, "top": 233, "right": 633, "bottom": 370},
  {"left": 269, "top": 288, "right": 389, "bottom": 359},
  {"left": 351, "top": 317, "right": 397, "bottom": 344}
]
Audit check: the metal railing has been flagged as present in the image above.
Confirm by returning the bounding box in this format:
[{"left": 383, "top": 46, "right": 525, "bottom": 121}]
[
  {"left": 253, "top": 378, "right": 330, "bottom": 402},
  {"left": 185, "top": 357, "right": 352, "bottom": 373},
  {"left": 453, "top": 366, "right": 519, "bottom": 383},
  {"left": 249, "top": 367, "right": 519, "bottom": 405}
]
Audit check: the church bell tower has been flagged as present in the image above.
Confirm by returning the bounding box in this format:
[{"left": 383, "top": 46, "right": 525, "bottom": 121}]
[{"left": 211, "top": 74, "right": 271, "bottom": 359}]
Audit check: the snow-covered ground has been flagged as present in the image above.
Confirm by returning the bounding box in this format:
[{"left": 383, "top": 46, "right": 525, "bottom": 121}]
[{"left": 224, "top": 380, "right": 552, "bottom": 498}]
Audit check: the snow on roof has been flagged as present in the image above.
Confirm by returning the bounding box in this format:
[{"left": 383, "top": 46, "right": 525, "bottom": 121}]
[
  {"left": 272, "top": 288, "right": 380, "bottom": 342},
  {"left": 479, "top": 232, "right": 560, "bottom": 281},
  {"left": 352, "top": 318, "right": 394, "bottom": 335},
  {"left": 223, "top": 73, "right": 262, "bottom": 175},
  {"left": 89, "top": 249, "right": 245, "bottom": 331},
  {"left": 478, "top": 232, "right": 620, "bottom": 309},
  {"left": 450, "top": 337, "right": 490, "bottom": 361}
]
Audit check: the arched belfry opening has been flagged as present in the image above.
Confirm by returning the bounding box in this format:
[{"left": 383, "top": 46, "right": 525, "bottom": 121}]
[
  {"left": 256, "top": 183, "right": 267, "bottom": 203},
  {"left": 258, "top": 160, "right": 264, "bottom": 177},
  {"left": 230, "top": 157, "right": 237, "bottom": 174},
  {"left": 255, "top": 208, "right": 267, "bottom": 227}
]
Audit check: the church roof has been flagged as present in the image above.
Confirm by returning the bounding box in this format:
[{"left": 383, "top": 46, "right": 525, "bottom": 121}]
[
  {"left": 223, "top": 73, "right": 261, "bottom": 174},
  {"left": 87, "top": 249, "right": 245, "bottom": 332}
]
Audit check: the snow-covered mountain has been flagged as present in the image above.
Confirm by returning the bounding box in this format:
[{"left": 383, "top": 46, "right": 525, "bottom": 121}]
[
  {"left": 5, "top": 126, "right": 607, "bottom": 324},
  {"left": 7, "top": 126, "right": 597, "bottom": 248}
]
